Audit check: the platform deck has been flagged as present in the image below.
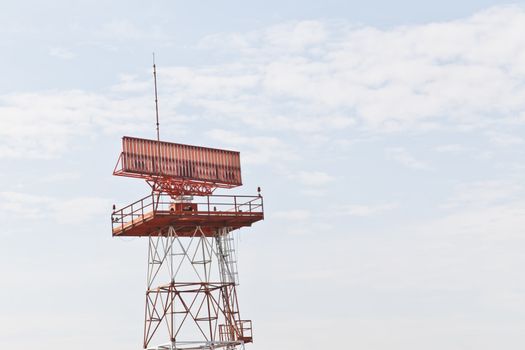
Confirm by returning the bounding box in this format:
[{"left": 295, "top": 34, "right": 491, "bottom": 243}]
[{"left": 112, "top": 209, "right": 263, "bottom": 237}]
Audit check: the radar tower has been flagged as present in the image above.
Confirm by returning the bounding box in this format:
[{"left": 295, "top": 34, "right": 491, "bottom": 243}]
[{"left": 111, "top": 62, "right": 263, "bottom": 350}]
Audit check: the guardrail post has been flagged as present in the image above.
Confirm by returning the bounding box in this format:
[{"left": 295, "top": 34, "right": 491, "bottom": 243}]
[
  {"left": 234, "top": 196, "right": 237, "bottom": 213},
  {"left": 152, "top": 193, "right": 155, "bottom": 212},
  {"left": 207, "top": 196, "right": 210, "bottom": 215}
]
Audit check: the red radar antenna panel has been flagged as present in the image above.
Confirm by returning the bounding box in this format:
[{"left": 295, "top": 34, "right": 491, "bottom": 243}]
[
  {"left": 111, "top": 58, "right": 263, "bottom": 350},
  {"left": 113, "top": 136, "right": 242, "bottom": 196}
]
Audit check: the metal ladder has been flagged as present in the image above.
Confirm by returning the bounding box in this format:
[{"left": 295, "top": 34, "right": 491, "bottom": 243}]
[{"left": 217, "top": 230, "right": 239, "bottom": 285}]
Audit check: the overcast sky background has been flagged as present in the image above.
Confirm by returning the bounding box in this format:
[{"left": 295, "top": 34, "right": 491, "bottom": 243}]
[{"left": 2, "top": 1, "right": 525, "bottom": 349}]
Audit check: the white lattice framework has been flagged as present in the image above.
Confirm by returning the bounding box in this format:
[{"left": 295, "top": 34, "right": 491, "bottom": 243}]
[{"left": 143, "top": 226, "right": 251, "bottom": 350}]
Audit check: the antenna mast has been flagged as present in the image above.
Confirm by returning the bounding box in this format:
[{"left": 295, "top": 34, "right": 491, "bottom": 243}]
[{"left": 153, "top": 53, "right": 160, "bottom": 142}]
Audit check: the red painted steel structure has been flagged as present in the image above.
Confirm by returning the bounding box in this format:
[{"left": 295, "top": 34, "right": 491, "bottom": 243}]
[
  {"left": 112, "top": 193, "right": 263, "bottom": 237},
  {"left": 112, "top": 135, "right": 263, "bottom": 350},
  {"left": 114, "top": 136, "right": 242, "bottom": 196}
]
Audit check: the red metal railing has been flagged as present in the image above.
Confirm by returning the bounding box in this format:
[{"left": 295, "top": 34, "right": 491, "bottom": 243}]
[
  {"left": 218, "top": 320, "right": 252, "bottom": 343},
  {"left": 237, "top": 320, "right": 253, "bottom": 341},
  {"left": 111, "top": 193, "right": 263, "bottom": 233},
  {"left": 219, "top": 324, "right": 233, "bottom": 342}
]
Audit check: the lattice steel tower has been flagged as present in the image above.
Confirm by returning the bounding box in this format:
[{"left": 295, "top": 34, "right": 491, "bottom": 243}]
[{"left": 110, "top": 64, "right": 263, "bottom": 350}]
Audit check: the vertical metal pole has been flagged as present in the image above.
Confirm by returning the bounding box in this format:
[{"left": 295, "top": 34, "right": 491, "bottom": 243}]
[
  {"left": 153, "top": 53, "right": 162, "bottom": 193},
  {"left": 153, "top": 192, "right": 158, "bottom": 212},
  {"left": 144, "top": 236, "right": 152, "bottom": 349},
  {"left": 169, "top": 228, "right": 175, "bottom": 345},
  {"left": 153, "top": 53, "right": 160, "bottom": 143},
  {"left": 202, "top": 237, "right": 214, "bottom": 341}
]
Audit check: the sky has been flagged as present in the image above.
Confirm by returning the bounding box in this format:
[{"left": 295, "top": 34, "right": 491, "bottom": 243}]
[{"left": 1, "top": 0, "right": 525, "bottom": 349}]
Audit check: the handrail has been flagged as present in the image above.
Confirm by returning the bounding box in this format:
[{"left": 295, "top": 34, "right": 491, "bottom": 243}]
[{"left": 111, "top": 193, "right": 264, "bottom": 232}]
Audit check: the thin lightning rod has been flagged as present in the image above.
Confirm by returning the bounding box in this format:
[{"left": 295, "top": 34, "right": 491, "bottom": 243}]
[
  {"left": 152, "top": 53, "right": 162, "bottom": 191},
  {"left": 153, "top": 53, "right": 160, "bottom": 142}
]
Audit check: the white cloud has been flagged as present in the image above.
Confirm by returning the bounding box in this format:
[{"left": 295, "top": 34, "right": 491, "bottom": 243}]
[
  {"left": 486, "top": 131, "right": 524, "bottom": 146},
  {"left": 443, "top": 180, "right": 523, "bottom": 209},
  {"left": 52, "top": 197, "right": 111, "bottom": 224},
  {"left": 193, "top": 6, "right": 525, "bottom": 133},
  {"left": 273, "top": 202, "right": 397, "bottom": 220},
  {"left": 198, "top": 20, "right": 327, "bottom": 53},
  {"left": 334, "top": 203, "right": 398, "bottom": 217},
  {"left": 110, "top": 74, "right": 151, "bottom": 93},
  {"left": 385, "top": 147, "right": 429, "bottom": 170},
  {"left": 206, "top": 129, "right": 297, "bottom": 164},
  {"left": 49, "top": 47, "right": 76, "bottom": 60},
  {"left": 292, "top": 171, "right": 335, "bottom": 186},
  {"left": 97, "top": 19, "right": 166, "bottom": 42},
  {"left": 0, "top": 192, "right": 53, "bottom": 219},
  {"left": 434, "top": 144, "right": 468, "bottom": 153},
  {"left": 273, "top": 209, "right": 311, "bottom": 221},
  {"left": 5, "top": 7, "right": 525, "bottom": 160},
  {"left": 38, "top": 172, "right": 81, "bottom": 183},
  {"left": 422, "top": 200, "right": 525, "bottom": 240},
  {"left": 0, "top": 90, "right": 155, "bottom": 158},
  {"left": 264, "top": 21, "right": 327, "bottom": 50},
  {"left": 0, "top": 192, "right": 110, "bottom": 224},
  {"left": 300, "top": 188, "right": 328, "bottom": 197}
]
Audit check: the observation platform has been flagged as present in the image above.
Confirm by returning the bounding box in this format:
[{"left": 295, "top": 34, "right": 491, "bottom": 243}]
[{"left": 111, "top": 193, "right": 264, "bottom": 237}]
